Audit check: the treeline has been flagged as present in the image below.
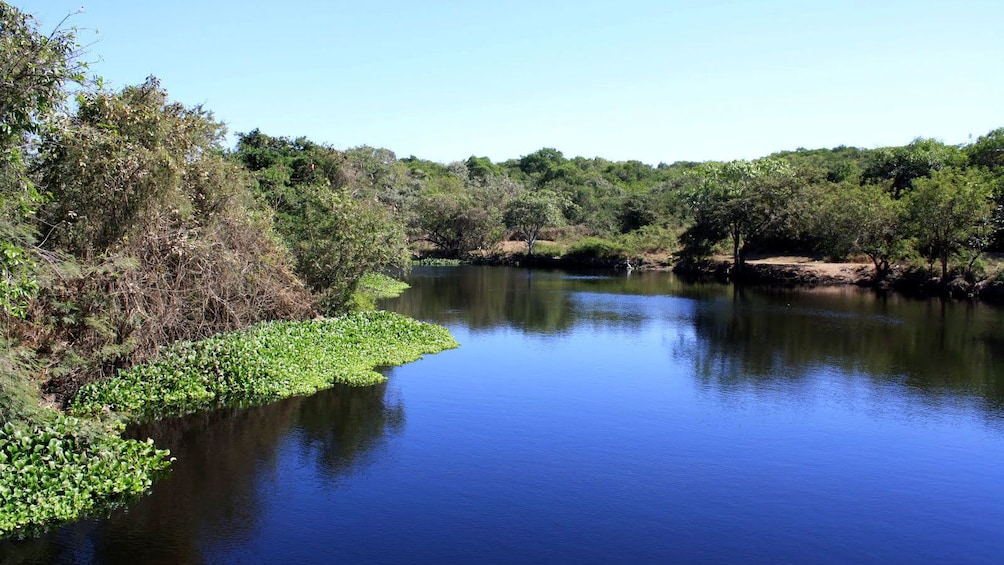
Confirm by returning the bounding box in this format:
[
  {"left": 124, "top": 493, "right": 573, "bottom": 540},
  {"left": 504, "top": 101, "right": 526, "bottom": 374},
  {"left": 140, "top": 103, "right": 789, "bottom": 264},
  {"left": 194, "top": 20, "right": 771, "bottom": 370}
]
[{"left": 235, "top": 124, "right": 1004, "bottom": 285}]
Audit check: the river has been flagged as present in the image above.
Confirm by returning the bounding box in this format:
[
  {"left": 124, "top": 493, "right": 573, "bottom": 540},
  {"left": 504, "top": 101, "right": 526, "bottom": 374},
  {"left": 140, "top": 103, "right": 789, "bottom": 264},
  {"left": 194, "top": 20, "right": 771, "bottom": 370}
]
[{"left": 4, "top": 266, "right": 1004, "bottom": 564}]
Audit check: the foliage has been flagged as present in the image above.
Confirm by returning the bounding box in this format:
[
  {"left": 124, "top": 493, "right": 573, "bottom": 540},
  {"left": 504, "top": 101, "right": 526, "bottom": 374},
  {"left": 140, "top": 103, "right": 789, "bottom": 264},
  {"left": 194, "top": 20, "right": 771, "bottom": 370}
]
[
  {"left": 234, "top": 130, "right": 412, "bottom": 312},
  {"left": 968, "top": 128, "right": 1004, "bottom": 171},
  {"left": 0, "top": 415, "right": 171, "bottom": 538},
  {"left": 618, "top": 224, "right": 680, "bottom": 256},
  {"left": 412, "top": 191, "right": 501, "bottom": 256},
  {"left": 861, "top": 138, "right": 966, "bottom": 197},
  {"left": 805, "top": 182, "right": 909, "bottom": 277},
  {"left": 566, "top": 237, "right": 629, "bottom": 260},
  {"left": 503, "top": 190, "right": 566, "bottom": 255},
  {"left": 683, "top": 158, "right": 798, "bottom": 272},
  {"left": 71, "top": 311, "right": 457, "bottom": 423},
  {"left": 0, "top": 2, "right": 82, "bottom": 317},
  {"left": 530, "top": 241, "right": 566, "bottom": 257},
  {"left": 293, "top": 188, "right": 409, "bottom": 314},
  {"left": 906, "top": 167, "right": 995, "bottom": 279},
  {"left": 29, "top": 80, "right": 312, "bottom": 398},
  {"left": 347, "top": 273, "right": 410, "bottom": 312}
]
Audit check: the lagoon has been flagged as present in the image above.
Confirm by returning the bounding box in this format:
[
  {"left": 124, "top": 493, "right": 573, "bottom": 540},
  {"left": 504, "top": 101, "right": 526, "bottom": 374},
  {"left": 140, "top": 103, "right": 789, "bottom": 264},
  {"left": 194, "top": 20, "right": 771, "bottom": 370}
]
[{"left": 5, "top": 266, "right": 1004, "bottom": 563}]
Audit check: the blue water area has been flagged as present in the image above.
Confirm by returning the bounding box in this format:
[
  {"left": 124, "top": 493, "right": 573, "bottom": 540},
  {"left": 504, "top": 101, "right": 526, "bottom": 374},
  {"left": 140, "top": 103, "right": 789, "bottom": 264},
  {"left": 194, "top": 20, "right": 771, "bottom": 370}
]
[{"left": 5, "top": 266, "right": 1004, "bottom": 564}]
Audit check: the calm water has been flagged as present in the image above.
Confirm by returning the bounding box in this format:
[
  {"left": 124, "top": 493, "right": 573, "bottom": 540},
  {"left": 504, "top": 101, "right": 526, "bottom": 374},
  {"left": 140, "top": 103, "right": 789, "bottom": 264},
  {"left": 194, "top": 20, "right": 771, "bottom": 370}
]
[{"left": 5, "top": 266, "right": 1004, "bottom": 564}]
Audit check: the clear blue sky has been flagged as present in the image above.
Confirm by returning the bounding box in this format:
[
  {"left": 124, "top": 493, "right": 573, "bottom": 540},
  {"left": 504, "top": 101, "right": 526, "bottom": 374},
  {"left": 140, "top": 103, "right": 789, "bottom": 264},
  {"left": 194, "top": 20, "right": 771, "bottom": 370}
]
[{"left": 18, "top": 0, "right": 1004, "bottom": 165}]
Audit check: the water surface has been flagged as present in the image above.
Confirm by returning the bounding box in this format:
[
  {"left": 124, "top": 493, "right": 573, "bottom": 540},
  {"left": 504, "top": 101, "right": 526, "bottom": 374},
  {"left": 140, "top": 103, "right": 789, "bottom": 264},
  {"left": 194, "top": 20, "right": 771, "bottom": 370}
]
[{"left": 5, "top": 266, "right": 1004, "bottom": 564}]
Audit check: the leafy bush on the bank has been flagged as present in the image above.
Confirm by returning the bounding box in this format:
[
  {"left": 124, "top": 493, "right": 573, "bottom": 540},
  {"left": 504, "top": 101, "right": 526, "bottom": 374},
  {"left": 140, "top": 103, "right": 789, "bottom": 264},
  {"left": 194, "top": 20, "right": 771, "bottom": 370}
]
[
  {"left": 566, "top": 237, "right": 629, "bottom": 259},
  {"left": 347, "top": 273, "right": 411, "bottom": 311},
  {"left": 531, "top": 241, "right": 566, "bottom": 257},
  {"left": 0, "top": 415, "right": 171, "bottom": 538},
  {"left": 618, "top": 225, "right": 679, "bottom": 255},
  {"left": 71, "top": 311, "right": 457, "bottom": 423}
]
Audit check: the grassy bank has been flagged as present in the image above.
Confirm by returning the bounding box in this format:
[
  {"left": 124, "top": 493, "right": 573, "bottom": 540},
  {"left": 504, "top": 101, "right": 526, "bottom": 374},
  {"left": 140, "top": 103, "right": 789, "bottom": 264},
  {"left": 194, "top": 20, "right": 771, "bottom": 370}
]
[{"left": 2, "top": 310, "right": 456, "bottom": 538}]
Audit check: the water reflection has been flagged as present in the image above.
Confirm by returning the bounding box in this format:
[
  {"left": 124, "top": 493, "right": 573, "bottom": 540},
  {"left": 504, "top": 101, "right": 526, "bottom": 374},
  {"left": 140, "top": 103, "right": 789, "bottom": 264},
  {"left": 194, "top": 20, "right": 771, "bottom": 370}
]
[
  {"left": 682, "top": 286, "right": 1004, "bottom": 416},
  {"left": 5, "top": 266, "right": 1004, "bottom": 563},
  {"left": 391, "top": 266, "right": 729, "bottom": 334},
  {"left": 0, "top": 383, "right": 403, "bottom": 565},
  {"left": 392, "top": 267, "right": 1004, "bottom": 418}
]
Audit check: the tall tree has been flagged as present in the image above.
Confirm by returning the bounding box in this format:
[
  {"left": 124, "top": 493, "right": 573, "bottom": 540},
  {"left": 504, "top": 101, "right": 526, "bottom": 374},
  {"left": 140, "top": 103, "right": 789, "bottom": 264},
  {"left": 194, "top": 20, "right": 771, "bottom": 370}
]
[
  {"left": 967, "top": 128, "right": 1004, "bottom": 172},
  {"left": 684, "top": 158, "right": 798, "bottom": 272},
  {"left": 861, "top": 138, "right": 966, "bottom": 197},
  {"left": 906, "top": 168, "right": 994, "bottom": 279},
  {"left": 807, "top": 181, "right": 907, "bottom": 279},
  {"left": 503, "top": 190, "right": 565, "bottom": 256}
]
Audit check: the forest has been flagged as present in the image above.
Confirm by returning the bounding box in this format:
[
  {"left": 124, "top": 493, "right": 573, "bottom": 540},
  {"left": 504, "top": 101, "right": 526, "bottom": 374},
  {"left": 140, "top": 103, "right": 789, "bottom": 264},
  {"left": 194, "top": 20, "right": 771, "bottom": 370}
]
[{"left": 2, "top": 1, "right": 1004, "bottom": 536}]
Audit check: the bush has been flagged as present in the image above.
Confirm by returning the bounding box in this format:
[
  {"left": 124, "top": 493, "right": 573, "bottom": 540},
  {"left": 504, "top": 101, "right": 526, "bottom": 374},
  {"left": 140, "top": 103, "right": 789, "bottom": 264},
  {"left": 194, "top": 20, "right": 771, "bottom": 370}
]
[
  {"left": 566, "top": 237, "right": 629, "bottom": 259},
  {"left": 618, "top": 225, "right": 679, "bottom": 255},
  {"left": 531, "top": 241, "right": 566, "bottom": 257}
]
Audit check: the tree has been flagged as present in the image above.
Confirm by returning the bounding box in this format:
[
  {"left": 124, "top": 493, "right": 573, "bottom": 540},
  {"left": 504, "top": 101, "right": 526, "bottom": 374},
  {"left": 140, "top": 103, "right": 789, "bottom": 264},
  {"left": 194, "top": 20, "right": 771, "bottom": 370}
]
[
  {"left": 412, "top": 191, "right": 501, "bottom": 256},
  {"left": 967, "top": 128, "right": 1004, "bottom": 171},
  {"left": 808, "top": 182, "right": 907, "bottom": 279},
  {"left": 503, "top": 190, "right": 565, "bottom": 255},
  {"left": 0, "top": 3, "right": 82, "bottom": 317},
  {"left": 293, "top": 189, "right": 408, "bottom": 313},
  {"left": 861, "top": 138, "right": 966, "bottom": 197},
  {"left": 32, "top": 78, "right": 313, "bottom": 388},
  {"left": 684, "top": 158, "right": 798, "bottom": 273},
  {"left": 906, "top": 167, "right": 994, "bottom": 279}
]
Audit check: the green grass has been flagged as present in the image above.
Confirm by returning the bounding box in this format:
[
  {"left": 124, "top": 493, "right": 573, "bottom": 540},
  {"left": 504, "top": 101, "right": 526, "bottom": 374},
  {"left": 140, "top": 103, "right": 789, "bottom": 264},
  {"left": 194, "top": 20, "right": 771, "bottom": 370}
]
[{"left": 71, "top": 310, "right": 458, "bottom": 423}]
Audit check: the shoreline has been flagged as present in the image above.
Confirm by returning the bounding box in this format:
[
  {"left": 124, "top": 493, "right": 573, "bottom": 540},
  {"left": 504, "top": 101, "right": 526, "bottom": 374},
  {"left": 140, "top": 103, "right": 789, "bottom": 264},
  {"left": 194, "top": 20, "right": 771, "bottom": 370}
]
[{"left": 448, "top": 252, "right": 1004, "bottom": 303}]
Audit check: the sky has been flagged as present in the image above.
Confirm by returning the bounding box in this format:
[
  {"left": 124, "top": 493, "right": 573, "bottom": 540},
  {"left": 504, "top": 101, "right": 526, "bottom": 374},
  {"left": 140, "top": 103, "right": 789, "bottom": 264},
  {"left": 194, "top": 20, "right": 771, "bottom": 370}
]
[{"left": 18, "top": 0, "right": 1004, "bottom": 165}]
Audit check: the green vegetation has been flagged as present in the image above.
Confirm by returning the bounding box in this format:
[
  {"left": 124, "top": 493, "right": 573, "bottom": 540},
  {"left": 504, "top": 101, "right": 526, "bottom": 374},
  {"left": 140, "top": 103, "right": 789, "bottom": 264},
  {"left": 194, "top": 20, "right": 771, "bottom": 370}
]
[
  {"left": 0, "top": 4, "right": 453, "bottom": 538},
  {"left": 71, "top": 311, "right": 457, "bottom": 423},
  {"left": 348, "top": 272, "right": 411, "bottom": 311},
  {"left": 0, "top": 416, "right": 171, "bottom": 538},
  {"left": 4, "top": 0, "right": 1004, "bottom": 539}
]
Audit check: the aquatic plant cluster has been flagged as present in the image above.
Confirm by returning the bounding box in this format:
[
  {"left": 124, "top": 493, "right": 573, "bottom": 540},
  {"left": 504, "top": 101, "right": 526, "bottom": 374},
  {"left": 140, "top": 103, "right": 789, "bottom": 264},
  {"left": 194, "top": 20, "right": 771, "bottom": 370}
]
[
  {"left": 0, "top": 311, "right": 454, "bottom": 538},
  {"left": 72, "top": 311, "right": 458, "bottom": 423},
  {"left": 0, "top": 416, "right": 171, "bottom": 538}
]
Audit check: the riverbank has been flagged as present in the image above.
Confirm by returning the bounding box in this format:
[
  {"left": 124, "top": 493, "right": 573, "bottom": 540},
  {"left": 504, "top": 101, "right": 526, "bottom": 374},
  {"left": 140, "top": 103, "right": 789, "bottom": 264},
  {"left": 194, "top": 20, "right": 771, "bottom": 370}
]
[
  {"left": 672, "top": 256, "right": 1004, "bottom": 301},
  {"left": 1, "top": 311, "right": 457, "bottom": 539},
  {"left": 443, "top": 245, "right": 1004, "bottom": 302}
]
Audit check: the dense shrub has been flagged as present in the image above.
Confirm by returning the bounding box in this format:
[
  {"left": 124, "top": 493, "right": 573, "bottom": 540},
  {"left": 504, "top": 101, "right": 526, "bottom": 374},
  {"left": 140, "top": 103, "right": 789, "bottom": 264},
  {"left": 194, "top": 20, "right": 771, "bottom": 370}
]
[{"left": 566, "top": 237, "right": 629, "bottom": 259}]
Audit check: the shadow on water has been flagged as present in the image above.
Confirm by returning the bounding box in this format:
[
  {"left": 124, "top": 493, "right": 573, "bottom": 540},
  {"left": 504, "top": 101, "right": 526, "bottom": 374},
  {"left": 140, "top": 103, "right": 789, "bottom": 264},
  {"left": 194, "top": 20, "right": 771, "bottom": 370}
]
[{"left": 0, "top": 382, "right": 403, "bottom": 565}]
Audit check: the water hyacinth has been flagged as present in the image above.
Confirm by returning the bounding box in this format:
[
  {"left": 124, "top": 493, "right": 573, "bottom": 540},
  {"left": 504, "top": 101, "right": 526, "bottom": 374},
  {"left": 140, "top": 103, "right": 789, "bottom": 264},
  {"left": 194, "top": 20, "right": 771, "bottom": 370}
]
[
  {"left": 71, "top": 311, "right": 458, "bottom": 423},
  {"left": 0, "top": 416, "right": 172, "bottom": 538}
]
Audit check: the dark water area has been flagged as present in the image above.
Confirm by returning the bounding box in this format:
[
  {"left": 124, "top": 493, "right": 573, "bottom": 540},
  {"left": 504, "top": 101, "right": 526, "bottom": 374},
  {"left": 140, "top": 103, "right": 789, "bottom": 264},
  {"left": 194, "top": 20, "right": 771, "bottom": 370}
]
[{"left": 5, "top": 266, "right": 1004, "bottom": 564}]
